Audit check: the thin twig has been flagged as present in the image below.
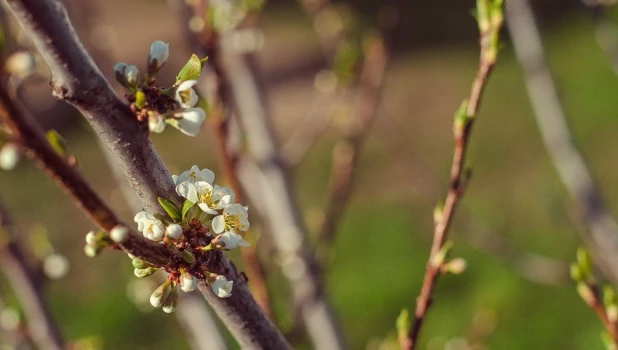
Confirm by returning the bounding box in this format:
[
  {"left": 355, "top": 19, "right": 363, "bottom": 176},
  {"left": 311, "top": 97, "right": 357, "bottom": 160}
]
[
  {"left": 0, "top": 198, "right": 64, "bottom": 350},
  {"left": 406, "top": 4, "right": 504, "bottom": 348},
  {"left": 506, "top": 0, "right": 618, "bottom": 285},
  {"left": 581, "top": 1, "right": 618, "bottom": 77},
  {"left": 1, "top": 0, "right": 291, "bottom": 346}
]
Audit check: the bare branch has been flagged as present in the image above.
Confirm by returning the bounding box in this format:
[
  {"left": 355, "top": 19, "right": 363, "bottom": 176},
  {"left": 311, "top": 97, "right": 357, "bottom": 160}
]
[
  {"left": 0, "top": 199, "right": 64, "bottom": 350},
  {"left": 1, "top": 0, "right": 291, "bottom": 347},
  {"left": 506, "top": 0, "right": 618, "bottom": 285}
]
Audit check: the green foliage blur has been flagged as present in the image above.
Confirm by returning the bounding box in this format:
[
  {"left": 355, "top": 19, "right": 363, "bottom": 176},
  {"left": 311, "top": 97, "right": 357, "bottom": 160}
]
[{"left": 2, "top": 0, "right": 618, "bottom": 349}]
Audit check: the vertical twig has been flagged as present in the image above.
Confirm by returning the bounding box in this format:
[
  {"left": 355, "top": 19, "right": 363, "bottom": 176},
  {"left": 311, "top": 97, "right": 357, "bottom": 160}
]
[
  {"left": 406, "top": 2, "right": 504, "bottom": 348},
  {"left": 506, "top": 0, "right": 618, "bottom": 285},
  {"left": 581, "top": 1, "right": 618, "bottom": 77},
  {"left": 0, "top": 199, "right": 64, "bottom": 350}
]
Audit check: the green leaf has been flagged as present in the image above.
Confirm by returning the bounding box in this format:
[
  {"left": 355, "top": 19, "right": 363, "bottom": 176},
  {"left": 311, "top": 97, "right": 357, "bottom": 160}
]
[
  {"left": 182, "top": 200, "right": 196, "bottom": 220},
  {"left": 158, "top": 197, "right": 181, "bottom": 222},
  {"left": 176, "top": 54, "right": 206, "bottom": 83}
]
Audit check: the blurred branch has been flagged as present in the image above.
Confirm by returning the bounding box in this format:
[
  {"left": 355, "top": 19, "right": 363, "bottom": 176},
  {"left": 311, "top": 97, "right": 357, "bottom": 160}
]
[
  {"left": 406, "top": 2, "right": 504, "bottom": 348},
  {"left": 317, "top": 35, "right": 388, "bottom": 251},
  {"left": 506, "top": 0, "right": 618, "bottom": 285},
  {"left": 0, "top": 198, "right": 64, "bottom": 350},
  {"left": 1, "top": 0, "right": 290, "bottom": 347},
  {"left": 581, "top": 0, "right": 618, "bottom": 77},
  {"left": 175, "top": 1, "right": 345, "bottom": 348}
]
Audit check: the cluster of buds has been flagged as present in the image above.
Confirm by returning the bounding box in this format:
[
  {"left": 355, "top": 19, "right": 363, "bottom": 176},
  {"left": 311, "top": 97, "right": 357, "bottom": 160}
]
[
  {"left": 122, "top": 165, "right": 250, "bottom": 312},
  {"left": 114, "top": 41, "right": 207, "bottom": 137}
]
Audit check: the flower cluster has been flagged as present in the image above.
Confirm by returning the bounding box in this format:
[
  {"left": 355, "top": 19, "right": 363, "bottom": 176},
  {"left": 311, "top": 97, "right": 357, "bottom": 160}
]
[
  {"left": 125, "top": 165, "right": 250, "bottom": 313},
  {"left": 114, "top": 41, "right": 207, "bottom": 137}
]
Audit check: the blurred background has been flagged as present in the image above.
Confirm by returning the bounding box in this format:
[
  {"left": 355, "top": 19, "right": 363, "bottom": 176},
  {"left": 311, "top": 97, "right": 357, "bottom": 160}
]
[{"left": 1, "top": 0, "right": 618, "bottom": 349}]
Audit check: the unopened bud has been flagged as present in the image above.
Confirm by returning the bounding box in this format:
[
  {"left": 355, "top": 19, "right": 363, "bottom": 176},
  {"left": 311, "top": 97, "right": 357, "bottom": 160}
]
[
  {"left": 147, "top": 41, "right": 170, "bottom": 75},
  {"left": 85, "top": 231, "right": 98, "bottom": 246},
  {"left": 180, "top": 273, "right": 197, "bottom": 292},
  {"left": 166, "top": 224, "right": 183, "bottom": 240},
  {"left": 43, "top": 254, "right": 70, "bottom": 279},
  {"left": 84, "top": 244, "right": 100, "bottom": 257},
  {"left": 577, "top": 282, "right": 596, "bottom": 307},
  {"left": 444, "top": 258, "right": 467, "bottom": 275},
  {"left": 132, "top": 257, "right": 150, "bottom": 270},
  {"left": 110, "top": 225, "right": 129, "bottom": 243},
  {"left": 162, "top": 285, "right": 178, "bottom": 313},
  {"left": 114, "top": 62, "right": 129, "bottom": 87},
  {"left": 150, "top": 282, "right": 172, "bottom": 308},
  {"left": 124, "top": 65, "right": 139, "bottom": 86}
]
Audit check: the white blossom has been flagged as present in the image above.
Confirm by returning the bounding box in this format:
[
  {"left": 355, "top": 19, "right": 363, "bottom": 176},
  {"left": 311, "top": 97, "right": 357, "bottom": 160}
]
[
  {"left": 150, "top": 283, "right": 171, "bottom": 308},
  {"left": 172, "top": 165, "right": 215, "bottom": 186},
  {"left": 177, "top": 181, "right": 234, "bottom": 215},
  {"left": 175, "top": 80, "right": 199, "bottom": 108},
  {"left": 148, "top": 112, "right": 166, "bottom": 133},
  {"left": 148, "top": 40, "right": 169, "bottom": 71},
  {"left": 168, "top": 108, "right": 206, "bottom": 137},
  {"left": 180, "top": 273, "right": 197, "bottom": 292},
  {"left": 85, "top": 231, "right": 97, "bottom": 245},
  {"left": 134, "top": 211, "right": 165, "bottom": 242},
  {"left": 210, "top": 275, "right": 233, "bottom": 298},
  {"left": 166, "top": 224, "right": 183, "bottom": 240},
  {"left": 216, "top": 231, "right": 250, "bottom": 250},
  {"left": 0, "top": 143, "right": 20, "bottom": 170},
  {"left": 212, "top": 204, "right": 249, "bottom": 234},
  {"left": 5, "top": 51, "right": 36, "bottom": 77},
  {"left": 124, "top": 64, "right": 139, "bottom": 86}
]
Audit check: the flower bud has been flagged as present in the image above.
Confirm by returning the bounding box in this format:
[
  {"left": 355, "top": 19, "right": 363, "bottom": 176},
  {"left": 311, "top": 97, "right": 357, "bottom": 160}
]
[
  {"left": 150, "top": 282, "right": 172, "bottom": 308},
  {"left": 132, "top": 257, "right": 150, "bottom": 270},
  {"left": 5, "top": 51, "right": 36, "bottom": 78},
  {"left": 0, "top": 143, "right": 20, "bottom": 171},
  {"left": 124, "top": 65, "right": 139, "bottom": 86},
  {"left": 162, "top": 285, "right": 178, "bottom": 313},
  {"left": 110, "top": 225, "right": 129, "bottom": 243},
  {"left": 166, "top": 224, "right": 183, "bottom": 240},
  {"left": 85, "top": 231, "right": 98, "bottom": 246},
  {"left": 147, "top": 41, "right": 169, "bottom": 75},
  {"left": 84, "top": 244, "right": 100, "bottom": 257},
  {"left": 114, "top": 62, "right": 128, "bottom": 84},
  {"left": 180, "top": 273, "right": 197, "bottom": 292}
]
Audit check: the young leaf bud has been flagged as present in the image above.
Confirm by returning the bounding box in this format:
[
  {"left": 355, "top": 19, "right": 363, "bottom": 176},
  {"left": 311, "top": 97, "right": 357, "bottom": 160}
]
[
  {"left": 134, "top": 267, "right": 158, "bottom": 278},
  {"left": 132, "top": 257, "right": 151, "bottom": 270}
]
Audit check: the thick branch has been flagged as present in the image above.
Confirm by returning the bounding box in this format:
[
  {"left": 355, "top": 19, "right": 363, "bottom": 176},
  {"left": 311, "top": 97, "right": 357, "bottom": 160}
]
[
  {"left": 2, "top": 0, "right": 291, "bottom": 347},
  {"left": 0, "top": 199, "right": 64, "bottom": 350},
  {"left": 506, "top": 0, "right": 618, "bottom": 284},
  {"left": 4, "top": 0, "right": 176, "bottom": 214}
]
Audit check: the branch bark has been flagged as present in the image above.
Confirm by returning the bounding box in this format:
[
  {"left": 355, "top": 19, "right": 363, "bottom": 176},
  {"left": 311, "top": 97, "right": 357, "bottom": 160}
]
[
  {"left": 1, "top": 0, "right": 291, "bottom": 347},
  {"left": 0, "top": 198, "right": 64, "bottom": 350},
  {"left": 506, "top": 0, "right": 618, "bottom": 285}
]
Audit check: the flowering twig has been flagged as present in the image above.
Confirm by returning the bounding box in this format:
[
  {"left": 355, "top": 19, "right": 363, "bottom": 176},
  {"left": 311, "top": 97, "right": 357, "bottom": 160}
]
[
  {"left": 1, "top": 0, "right": 291, "bottom": 347},
  {"left": 505, "top": 0, "right": 618, "bottom": 285},
  {"left": 0, "top": 198, "right": 64, "bottom": 350},
  {"left": 173, "top": 0, "right": 274, "bottom": 319},
  {"left": 405, "top": 1, "right": 504, "bottom": 348},
  {"left": 175, "top": 1, "right": 345, "bottom": 348}
]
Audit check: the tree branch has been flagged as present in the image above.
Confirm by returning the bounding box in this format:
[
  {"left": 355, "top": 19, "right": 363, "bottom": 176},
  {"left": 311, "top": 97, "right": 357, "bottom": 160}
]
[
  {"left": 1, "top": 0, "right": 291, "bottom": 347},
  {"left": 176, "top": 1, "right": 345, "bottom": 348},
  {"left": 0, "top": 198, "right": 64, "bottom": 350},
  {"left": 406, "top": 3, "right": 504, "bottom": 347},
  {"left": 506, "top": 0, "right": 618, "bottom": 285}
]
